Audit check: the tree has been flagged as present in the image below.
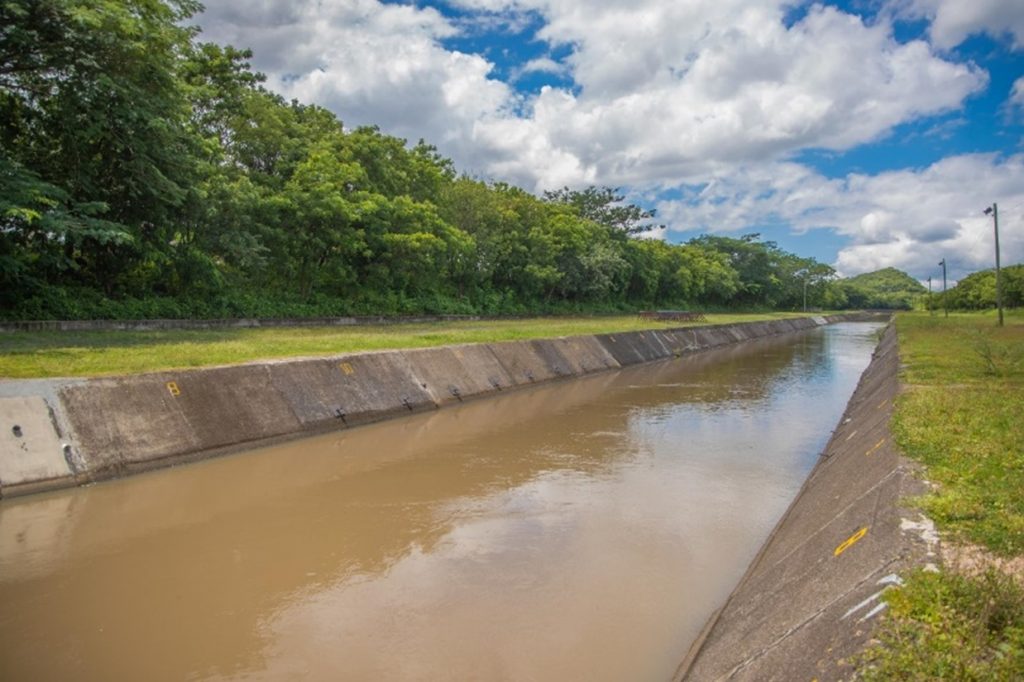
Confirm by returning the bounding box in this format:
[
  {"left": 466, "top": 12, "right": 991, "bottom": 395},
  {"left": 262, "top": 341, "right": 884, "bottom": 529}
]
[
  {"left": 2, "top": 0, "right": 203, "bottom": 295},
  {"left": 543, "top": 186, "right": 664, "bottom": 235}
]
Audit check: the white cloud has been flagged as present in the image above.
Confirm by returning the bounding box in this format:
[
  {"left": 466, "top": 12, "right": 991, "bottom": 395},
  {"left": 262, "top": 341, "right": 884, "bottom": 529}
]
[
  {"left": 514, "top": 56, "right": 569, "bottom": 78},
  {"left": 1010, "top": 77, "right": 1024, "bottom": 119},
  {"left": 655, "top": 154, "right": 1024, "bottom": 279},
  {"left": 198, "top": 0, "right": 986, "bottom": 191},
  {"left": 890, "top": 0, "right": 1024, "bottom": 50},
  {"left": 196, "top": 0, "right": 511, "bottom": 161}
]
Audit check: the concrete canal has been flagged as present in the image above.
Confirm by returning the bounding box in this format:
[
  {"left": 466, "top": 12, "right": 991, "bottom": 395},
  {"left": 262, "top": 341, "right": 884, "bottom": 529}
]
[{"left": 0, "top": 322, "right": 885, "bottom": 681}]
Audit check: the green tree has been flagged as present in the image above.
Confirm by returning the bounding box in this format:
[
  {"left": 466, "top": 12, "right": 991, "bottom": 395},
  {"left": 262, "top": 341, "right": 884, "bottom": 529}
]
[
  {"left": 2, "top": 0, "right": 203, "bottom": 296},
  {"left": 543, "top": 186, "right": 664, "bottom": 236}
]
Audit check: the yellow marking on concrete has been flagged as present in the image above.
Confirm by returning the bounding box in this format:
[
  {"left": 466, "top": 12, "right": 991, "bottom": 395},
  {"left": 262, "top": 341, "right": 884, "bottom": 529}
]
[
  {"left": 339, "top": 362, "right": 355, "bottom": 375},
  {"left": 845, "top": 429, "right": 858, "bottom": 441},
  {"left": 166, "top": 381, "right": 181, "bottom": 397},
  {"left": 865, "top": 438, "right": 886, "bottom": 456},
  {"left": 834, "top": 527, "right": 868, "bottom": 557}
]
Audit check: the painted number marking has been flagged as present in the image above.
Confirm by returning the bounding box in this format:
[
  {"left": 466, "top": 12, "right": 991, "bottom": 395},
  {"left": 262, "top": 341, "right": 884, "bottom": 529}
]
[
  {"left": 166, "top": 381, "right": 181, "bottom": 397},
  {"left": 339, "top": 362, "right": 355, "bottom": 375},
  {"left": 834, "top": 527, "right": 868, "bottom": 557}
]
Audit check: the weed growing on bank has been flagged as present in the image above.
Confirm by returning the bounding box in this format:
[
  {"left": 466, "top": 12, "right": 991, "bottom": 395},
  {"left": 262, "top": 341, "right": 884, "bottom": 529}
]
[
  {"left": 858, "top": 311, "right": 1024, "bottom": 679},
  {"left": 859, "top": 569, "right": 1024, "bottom": 680}
]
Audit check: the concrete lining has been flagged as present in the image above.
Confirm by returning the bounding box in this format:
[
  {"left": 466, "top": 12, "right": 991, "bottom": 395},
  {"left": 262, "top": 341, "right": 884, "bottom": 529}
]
[
  {"left": 0, "top": 397, "right": 72, "bottom": 494},
  {"left": 403, "top": 344, "right": 513, "bottom": 405},
  {"left": 0, "top": 314, "right": 881, "bottom": 498},
  {"left": 486, "top": 341, "right": 561, "bottom": 386},
  {"left": 267, "top": 351, "right": 435, "bottom": 430}
]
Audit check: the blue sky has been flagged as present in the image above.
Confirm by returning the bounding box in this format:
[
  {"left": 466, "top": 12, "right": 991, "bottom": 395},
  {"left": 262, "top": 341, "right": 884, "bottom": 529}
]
[{"left": 197, "top": 0, "right": 1024, "bottom": 281}]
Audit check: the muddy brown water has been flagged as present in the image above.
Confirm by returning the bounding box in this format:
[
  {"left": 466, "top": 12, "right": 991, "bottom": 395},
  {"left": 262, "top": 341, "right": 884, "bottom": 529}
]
[{"left": 0, "top": 322, "right": 884, "bottom": 681}]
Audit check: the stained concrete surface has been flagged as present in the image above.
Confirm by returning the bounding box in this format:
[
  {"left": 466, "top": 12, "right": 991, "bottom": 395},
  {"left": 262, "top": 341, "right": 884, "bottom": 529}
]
[
  {"left": 676, "top": 323, "right": 933, "bottom": 682},
  {"left": 0, "top": 396, "right": 72, "bottom": 492}
]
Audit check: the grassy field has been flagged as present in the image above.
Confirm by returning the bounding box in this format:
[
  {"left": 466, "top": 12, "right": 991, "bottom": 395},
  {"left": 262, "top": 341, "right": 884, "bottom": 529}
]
[
  {"left": 0, "top": 312, "right": 807, "bottom": 379},
  {"left": 860, "top": 310, "right": 1024, "bottom": 679}
]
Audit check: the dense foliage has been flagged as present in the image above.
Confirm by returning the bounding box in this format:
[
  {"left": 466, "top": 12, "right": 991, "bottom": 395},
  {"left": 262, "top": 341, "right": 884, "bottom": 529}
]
[
  {"left": 936, "top": 264, "right": 1024, "bottom": 311},
  {"left": 1, "top": 0, "right": 904, "bottom": 319}
]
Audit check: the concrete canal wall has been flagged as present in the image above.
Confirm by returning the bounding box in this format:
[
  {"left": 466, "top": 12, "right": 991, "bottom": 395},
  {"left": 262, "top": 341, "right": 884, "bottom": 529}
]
[
  {"left": 675, "top": 322, "right": 933, "bottom": 681},
  {"left": 0, "top": 314, "right": 878, "bottom": 498}
]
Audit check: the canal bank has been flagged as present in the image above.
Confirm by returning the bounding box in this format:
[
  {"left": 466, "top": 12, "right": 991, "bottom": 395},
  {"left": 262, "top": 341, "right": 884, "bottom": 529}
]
[
  {"left": 675, "top": 322, "right": 935, "bottom": 681},
  {"left": 0, "top": 314, "right": 879, "bottom": 498}
]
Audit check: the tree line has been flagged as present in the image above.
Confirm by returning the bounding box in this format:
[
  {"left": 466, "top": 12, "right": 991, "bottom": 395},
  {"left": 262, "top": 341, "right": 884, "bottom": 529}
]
[
  {"left": 929, "top": 265, "right": 1024, "bottom": 311},
  {"left": 2, "top": 0, "right": 919, "bottom": 320}
]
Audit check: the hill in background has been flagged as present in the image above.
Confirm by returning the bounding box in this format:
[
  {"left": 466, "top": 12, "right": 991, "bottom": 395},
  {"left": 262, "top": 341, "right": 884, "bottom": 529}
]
[{"left": 839, "top": 267, "right": 927, "bottom": 310}]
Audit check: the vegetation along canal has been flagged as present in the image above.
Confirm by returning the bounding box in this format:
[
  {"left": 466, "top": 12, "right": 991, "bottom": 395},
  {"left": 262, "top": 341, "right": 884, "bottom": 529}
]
[{"left": 0, "top": 322, "right": 885, "bottom": 681}]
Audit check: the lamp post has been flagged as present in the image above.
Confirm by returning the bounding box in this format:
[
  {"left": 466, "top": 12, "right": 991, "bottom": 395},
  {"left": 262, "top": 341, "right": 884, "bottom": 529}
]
[
  {"left": 927, "top": 276, "right": 933, "bottom": 315},
  {"left": 803, "top": 276, "right": 809, "bottom": 312},
  {"left": 983, "top": 204, "right": 1003, "bottom": 327},
  {"left": 939, "top": 259, "right": 948, "bottom": 318}
]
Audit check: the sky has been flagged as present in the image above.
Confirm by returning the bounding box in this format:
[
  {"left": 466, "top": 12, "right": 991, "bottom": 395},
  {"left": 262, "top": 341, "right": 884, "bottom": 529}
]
[{"left": 195, "top": 0, "right": 1024, "bottom": 281}]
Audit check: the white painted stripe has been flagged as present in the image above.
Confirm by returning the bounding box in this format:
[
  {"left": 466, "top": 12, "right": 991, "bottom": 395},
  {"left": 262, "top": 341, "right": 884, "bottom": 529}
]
[
  {"left": 841, "top": 591, "right": 882, "bottom": 620},
  {"left": 858, "top": 602, "right": 888, "bottom": 622}
]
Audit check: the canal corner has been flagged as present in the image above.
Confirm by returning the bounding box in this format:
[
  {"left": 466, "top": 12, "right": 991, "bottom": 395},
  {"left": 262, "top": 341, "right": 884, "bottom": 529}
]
[{"left": 675, "top": 321, "right": 939, "bottom": 682}]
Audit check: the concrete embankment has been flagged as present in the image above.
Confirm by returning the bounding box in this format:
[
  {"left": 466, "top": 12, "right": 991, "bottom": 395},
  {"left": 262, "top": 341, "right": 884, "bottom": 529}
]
[
  {"left": 675, "top": 322, "right": 934, "bottom": 681},
  {"left": 0, "top": 314, "right": 877, "bottom": 498}
]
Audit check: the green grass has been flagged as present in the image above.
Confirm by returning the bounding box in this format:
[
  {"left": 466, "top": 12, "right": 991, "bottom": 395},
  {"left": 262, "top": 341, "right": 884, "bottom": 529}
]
[
  {"left": 893, "top": 311, "right": 1024, "bottom": 555},
  {"left": 0, "top": 312, "right": 806, "bottom": 379},
  {"left": 858, "top": 310, "right": 1024, "bottom": 679}
]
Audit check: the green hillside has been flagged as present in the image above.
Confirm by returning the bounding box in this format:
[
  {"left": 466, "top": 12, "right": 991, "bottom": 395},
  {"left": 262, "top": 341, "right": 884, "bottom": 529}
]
[{"left": 839, "top": 268, "right": 926, "bottom": 310}]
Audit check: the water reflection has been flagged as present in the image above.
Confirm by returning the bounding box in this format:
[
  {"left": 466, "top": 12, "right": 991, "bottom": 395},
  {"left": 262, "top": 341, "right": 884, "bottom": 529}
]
[{"left": 0, "top": 323, "right": 883, "bottom": 681}]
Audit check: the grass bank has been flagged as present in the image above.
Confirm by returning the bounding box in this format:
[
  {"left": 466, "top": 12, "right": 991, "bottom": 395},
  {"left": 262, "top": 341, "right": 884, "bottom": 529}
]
[
  {"left": 0, "top": 312, "right": 807, "bottom": 379},
  {"left": 860, "top": 310, "right": 1024, "bottom": 679}
]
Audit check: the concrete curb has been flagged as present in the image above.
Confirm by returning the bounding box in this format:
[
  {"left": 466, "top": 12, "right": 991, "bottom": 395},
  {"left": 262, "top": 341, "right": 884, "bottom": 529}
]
[
  {"left": 0, "top": 314, "right": 883, "bottom": 499},
  {"left": 675, "top": 322, "right": 934, "bottom": 682}
]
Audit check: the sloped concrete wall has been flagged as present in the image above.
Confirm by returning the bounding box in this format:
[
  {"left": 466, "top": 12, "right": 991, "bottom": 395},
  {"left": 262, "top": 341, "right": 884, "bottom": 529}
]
[
  {"left": 675, "top": 322, "right": 930, "bottom": 682},
  {"left": 0, "top": 314, "right": 881, "bottom": 497}
]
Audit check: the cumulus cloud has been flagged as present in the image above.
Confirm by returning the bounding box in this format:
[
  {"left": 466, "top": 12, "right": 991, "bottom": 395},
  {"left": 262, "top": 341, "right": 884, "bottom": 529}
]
[
  {"left": 890, "top": 0, "right": 1024, "bottom": 50},
  {"left": 198, "top": 0, "right": 986, "bottom": 190},
  {"left": 453, "top": 1, "right": 987, "bottom": 190},
  {"left": 656, "top": 154, "right": 1024, "bottom": 279},
  {"left": 196, "top": 0, "right": 512, "bottom": 162}
]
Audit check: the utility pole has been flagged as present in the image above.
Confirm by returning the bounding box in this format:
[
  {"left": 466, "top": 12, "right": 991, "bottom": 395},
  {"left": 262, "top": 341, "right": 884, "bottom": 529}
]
[
  {"left": 927, "top": 276, "right": 933, "bottom": 315},
  {"left": 984, "top": 203, "right": 1003, "bottom": 327},
  {"left": 939, "top": 259, "right": 948, "bottom": 318}
]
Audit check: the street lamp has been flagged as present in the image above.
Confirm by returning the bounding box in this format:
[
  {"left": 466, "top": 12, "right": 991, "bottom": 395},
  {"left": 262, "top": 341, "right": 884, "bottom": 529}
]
[
  {"left": 939, "top": 259, "right": 948, "bottom": 318},
  {"left": 983, "top": 204, "right": 1003, "bottom": 327},
  {"left": 927, "top": 276, "right": 933, "bottom": 315}
]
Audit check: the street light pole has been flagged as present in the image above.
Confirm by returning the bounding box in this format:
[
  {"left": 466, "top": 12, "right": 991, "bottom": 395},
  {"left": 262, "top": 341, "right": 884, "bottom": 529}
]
[
  {"left": 939, "top": 259, "right": 948, "bottom": 318},
  {"left": 927, "top": 276, "right": 933, "bottom": 315},
  {"left": 984, "top": 203, "right": 1003, "bottom": 327},
  {"left": 803, "top": 276, "right": 808, "bottom": 312}
]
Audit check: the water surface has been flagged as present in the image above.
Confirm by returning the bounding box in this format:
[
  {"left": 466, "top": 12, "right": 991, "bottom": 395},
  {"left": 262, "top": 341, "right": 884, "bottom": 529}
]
[{"left": 0, "top": 322, "right": 883, "bottom": 681}]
